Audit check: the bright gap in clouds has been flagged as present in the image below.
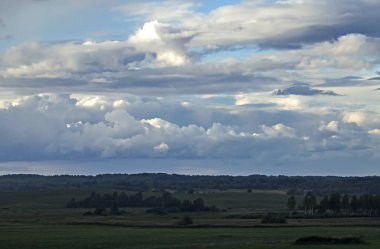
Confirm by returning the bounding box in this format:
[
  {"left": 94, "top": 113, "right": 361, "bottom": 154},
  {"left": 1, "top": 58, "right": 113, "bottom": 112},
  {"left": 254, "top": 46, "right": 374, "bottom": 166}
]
[
  {"left": 195, "top": 0, "right": 241, "bottom": 13},
  {"left": 200, "top": 46, "right": 261, "bottom": 63},
  {"left": 0, "top": 1, "right": 380, "bottom": 175}
]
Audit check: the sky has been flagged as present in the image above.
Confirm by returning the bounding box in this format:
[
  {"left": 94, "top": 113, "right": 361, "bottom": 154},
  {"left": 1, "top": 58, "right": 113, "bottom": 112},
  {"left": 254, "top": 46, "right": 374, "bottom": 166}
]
[{"left": 0, "top": 0, "right": 379, "bottom": 176}]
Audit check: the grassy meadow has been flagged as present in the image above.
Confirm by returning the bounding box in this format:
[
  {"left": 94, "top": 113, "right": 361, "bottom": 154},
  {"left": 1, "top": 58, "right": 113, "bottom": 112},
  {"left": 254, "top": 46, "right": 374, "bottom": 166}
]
[
  {"left": 1, "top": 188, "right": 380, "bottom": 248},
  {"left": 2, "top": 225, "right": 380, "bottom": 249}
]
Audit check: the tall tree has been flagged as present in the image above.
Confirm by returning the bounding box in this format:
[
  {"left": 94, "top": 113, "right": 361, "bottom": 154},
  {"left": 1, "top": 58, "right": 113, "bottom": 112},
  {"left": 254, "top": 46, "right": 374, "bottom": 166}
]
[
  {"left": 341, "top": 194, "right": 350, "bottom": 214},
  {"left": 303, "top": 192, "right": 317, "bottom": 215},
  {"left": 110, "top": 202, "right": 119, "bottom": 215},
  {"left": 192, "top": 198, "right": 205, "bottom": 211},
  {"left": 329, "top": 193, "right": 341, "bottom": 214},
  {"left": 350, "top": 195, "right": 359, "bottom": 213},
  {"left": 287, "top": 196, "right": 296, "bottom": 216},
  {"left": 319, "top": 196, "right": 329, "bottom": 214}
]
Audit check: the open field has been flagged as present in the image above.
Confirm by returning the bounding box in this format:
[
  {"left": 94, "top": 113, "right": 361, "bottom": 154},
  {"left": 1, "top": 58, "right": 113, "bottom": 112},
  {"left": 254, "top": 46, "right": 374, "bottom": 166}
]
[
  {"left": 0, "top": 188, "right": 289, "bottom": 210},
  {"left": 1, "top": 225, "right": 380, "bottom": 249},
  {"left": 1, "top": 188, "right": 380, "bottom": 248},
  {"left": 0, "top": 188, "right": 290, "bottom": 225}
]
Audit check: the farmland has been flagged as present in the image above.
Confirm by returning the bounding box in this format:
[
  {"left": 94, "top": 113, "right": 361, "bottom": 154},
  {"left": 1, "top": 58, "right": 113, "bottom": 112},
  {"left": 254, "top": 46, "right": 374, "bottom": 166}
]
[{"left": 1, "top": 186, "right": 380, "bottom": 248}]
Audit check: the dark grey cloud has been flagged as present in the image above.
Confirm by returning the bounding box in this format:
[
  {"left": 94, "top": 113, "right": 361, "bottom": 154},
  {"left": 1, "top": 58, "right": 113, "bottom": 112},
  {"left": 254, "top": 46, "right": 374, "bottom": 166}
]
[
  {"left": 0, "top": 67, "right": 281, "bottom": 96},
  {"left": 318, "top": 77, "right": 377, "bottom": 87},
  {"left": 257, "top": 1, "right": 380, "bottom": 49},
  {"left": 368, "top": 76, "right": 380, "bottom": 81},
  {"left": 273, "top": 84, "right": 340, "bottom": 96},
  {"left": 176, "top": 1, "right": 380, "bottom": 51},
  {"left": 368, "top": 72, "right": 380, "bottom": 81},
  {"left": 256, "top": 25, "right": 356, "bottom": 49},
  {"left": 0, "top": 35, "right": 11, "bottom": 40},
  {"left": 258, "top": 15, "right": 380, "bottom": 49}
]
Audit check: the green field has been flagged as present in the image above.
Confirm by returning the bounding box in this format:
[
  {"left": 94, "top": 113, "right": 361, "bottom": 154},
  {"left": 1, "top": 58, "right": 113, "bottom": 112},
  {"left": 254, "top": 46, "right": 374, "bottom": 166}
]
[
  {"left": 1, "top": 225, "right": 380, "bottom": 249},
  {"left": 1, "top": 188, "right": 380, "bottom": 248},
  {"left": 0, "top": 188, "right": 289, "bottom": 214}
]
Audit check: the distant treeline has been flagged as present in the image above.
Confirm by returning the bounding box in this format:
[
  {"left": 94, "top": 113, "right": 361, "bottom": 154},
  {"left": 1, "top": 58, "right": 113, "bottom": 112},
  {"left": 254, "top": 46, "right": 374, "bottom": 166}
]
[
  {"left": 1, "top": 173, "right": 380, "bottom": 194},
  {"left": 289, "top": 192, "right": 380, "bottom": 216},
  {"left": 67, "top": 191, "right": 217, "bottom": 212}
]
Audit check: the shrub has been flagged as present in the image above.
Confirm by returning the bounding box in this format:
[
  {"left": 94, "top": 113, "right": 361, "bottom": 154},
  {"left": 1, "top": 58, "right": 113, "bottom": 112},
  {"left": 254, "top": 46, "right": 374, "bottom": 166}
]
[
  {"left": 94, "top": 207, "right": 106, "bottom": 215},
  {"left": 260, "top": 213, "right": 287, "bottom": 224},
  {"left": 145, "top": 208, "right": 167, "bottom": 215},
  {"left": 166, "top": 207, "right": 181, "bottom": 213},
  {"left": 177, "top": 215, "right": 193, "bottom": 225}
]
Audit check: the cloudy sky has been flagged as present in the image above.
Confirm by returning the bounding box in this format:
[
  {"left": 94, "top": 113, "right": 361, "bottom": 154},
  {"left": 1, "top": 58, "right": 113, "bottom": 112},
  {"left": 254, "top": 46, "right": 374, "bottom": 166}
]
[{"left": 0, "top": 0, "right": 379, "bottom": 175}]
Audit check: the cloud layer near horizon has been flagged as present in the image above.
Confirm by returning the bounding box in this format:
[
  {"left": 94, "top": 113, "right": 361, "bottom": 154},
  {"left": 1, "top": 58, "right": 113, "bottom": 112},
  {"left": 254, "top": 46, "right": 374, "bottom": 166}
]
[{"left": 0, "top": 93, "right": 379, "bottom": 171}]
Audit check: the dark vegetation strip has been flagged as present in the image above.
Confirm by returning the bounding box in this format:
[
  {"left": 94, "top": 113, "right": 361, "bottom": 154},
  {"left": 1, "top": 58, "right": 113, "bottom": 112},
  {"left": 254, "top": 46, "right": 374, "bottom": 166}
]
[
  {"left": 2, "top": 173, "right": 380, "bottom": 194},
  {"left": 294, "top": 236, "right": 366, "bottom": 245},
  {"left": 287, "top": 192, "right": 380, "bottom": 217},
  {"left": 65, "top": 221, "right": 380, "bottom": 229},
  {"left": 68, "top": 191, "right": 219, "bottom": 215}
]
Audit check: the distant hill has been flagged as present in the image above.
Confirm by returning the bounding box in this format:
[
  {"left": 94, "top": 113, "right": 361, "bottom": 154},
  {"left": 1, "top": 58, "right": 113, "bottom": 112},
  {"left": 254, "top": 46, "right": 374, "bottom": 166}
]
[{"left": 1, "top": 173, "right": 380, "bottom": 195}]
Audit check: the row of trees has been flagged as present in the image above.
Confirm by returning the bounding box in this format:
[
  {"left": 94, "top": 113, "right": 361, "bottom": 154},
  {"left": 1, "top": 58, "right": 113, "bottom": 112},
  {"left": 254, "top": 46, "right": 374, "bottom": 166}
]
[
  {"left": 67, "top": 191, "right": 217, "bottom": 212},
  {"left": 287, "top": 193, "right": 380, "bottom": 216}
]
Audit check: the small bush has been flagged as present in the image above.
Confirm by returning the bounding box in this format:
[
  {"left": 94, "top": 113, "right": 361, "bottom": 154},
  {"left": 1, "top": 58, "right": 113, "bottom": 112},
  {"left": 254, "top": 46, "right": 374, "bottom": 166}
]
[
  {"left": 145, "top": 208, "right": 167, "bottom": 215},
  {"left": 177, "top": 215, "right": 193, "bottom": 225},
  {"left": 225, "top": 214, "right": 262, "bottom": 219},
  {"left": 261, "top": 213, "right": 287, "bottom": 224},
  {"left": 166, "top": 207, "right": 181, "bottom": 213},
  {"left": 94, "top": 207, "right": 106, "bottom": 215}
]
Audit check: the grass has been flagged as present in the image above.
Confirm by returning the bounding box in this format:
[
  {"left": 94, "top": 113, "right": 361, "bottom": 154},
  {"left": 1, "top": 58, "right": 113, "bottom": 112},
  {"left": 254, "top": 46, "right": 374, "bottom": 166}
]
[
  {"left": 1, "top": 188, "right": 380, "bottom": 248},
  {"left": 1, "top": 225, "right": 380, "bottom": 249}
]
